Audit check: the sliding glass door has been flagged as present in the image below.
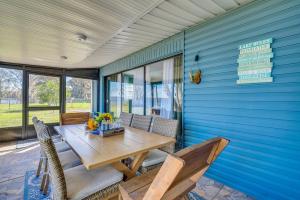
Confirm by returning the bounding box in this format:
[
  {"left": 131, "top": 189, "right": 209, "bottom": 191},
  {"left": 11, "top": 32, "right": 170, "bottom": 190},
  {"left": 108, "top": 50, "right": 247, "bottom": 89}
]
[
  {"left": 105, "top": 54, "right": 182, "bottom": 120},
  {"left": 106, "top": 74, "right": 122, "bottom": 118},
  {"left": 146, "top": 55, "right": 182, "bottom": 120},
  {"left": 146, "top": 58, "right": 174, "bottom": 119},
  {"left": 122, "top": 68, "right": 144, "bottom": 115}
]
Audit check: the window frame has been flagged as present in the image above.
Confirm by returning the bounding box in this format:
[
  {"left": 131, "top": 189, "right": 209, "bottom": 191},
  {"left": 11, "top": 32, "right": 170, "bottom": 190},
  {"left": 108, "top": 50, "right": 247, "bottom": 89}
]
[
  {"left": 65, "top": 76, "right": 94, "bottom": 113},
  {"left": 121, "top": 67, "right": 145, "bottom": 115},
  {"left": 25, "top": 71, "right": 62, "bottom": 130},
  {"left": 0, "top": 63, "right": 99, "bottom": 141},
  {"left": 104, "top": 54, "right": 182, "bottom": 118},
  {"left": 0, "top": 66, "right": 24, "bottom": 131}
]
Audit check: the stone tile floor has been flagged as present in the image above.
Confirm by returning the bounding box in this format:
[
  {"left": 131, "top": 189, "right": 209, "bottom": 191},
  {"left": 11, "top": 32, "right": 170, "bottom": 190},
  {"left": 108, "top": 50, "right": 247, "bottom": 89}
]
[{"left": 0, "top": 139, "right": 253, "bottom": 200}]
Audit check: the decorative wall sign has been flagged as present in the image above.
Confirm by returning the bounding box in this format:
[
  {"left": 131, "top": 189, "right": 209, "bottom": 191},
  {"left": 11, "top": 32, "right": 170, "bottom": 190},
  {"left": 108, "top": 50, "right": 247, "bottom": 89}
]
[{"left": 237, "top": 38, "right": 273, "bottom": 84}]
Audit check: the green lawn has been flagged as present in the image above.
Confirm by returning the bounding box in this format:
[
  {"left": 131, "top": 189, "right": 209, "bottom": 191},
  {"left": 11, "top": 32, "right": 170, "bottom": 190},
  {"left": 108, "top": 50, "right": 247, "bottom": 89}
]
[
  {"left": 0, "top": 103, "right": 91, "bottom": 128},
  {"left": 0, "top": 104, "right": 22, "bottom": 128},
  {"left": 66, "top": 102, "right": 91, "bottom": 112}
]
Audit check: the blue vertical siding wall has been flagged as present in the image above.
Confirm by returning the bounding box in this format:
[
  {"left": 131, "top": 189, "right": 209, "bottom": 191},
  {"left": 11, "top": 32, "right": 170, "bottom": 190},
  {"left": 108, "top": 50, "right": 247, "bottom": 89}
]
[
  {"left": 184, "top": 0, "right": 300, "bottom": 199},
  {"left": 99, "top": 0, "right": 300, "bottom": 199}
]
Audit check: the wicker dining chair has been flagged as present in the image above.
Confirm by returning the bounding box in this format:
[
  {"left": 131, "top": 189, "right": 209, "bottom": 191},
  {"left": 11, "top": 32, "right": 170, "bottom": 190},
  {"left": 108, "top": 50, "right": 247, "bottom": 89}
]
[
  {"left": 119, "top": 112, "right": 133, "bottom": 126},
  {"left": 139, "top": 117, "right": 178, "bottom": 173},
  {"left": 35, "top": 120, "right": 124, "bottom": 200},
  {"left": 130, "top": 114, "right": 152, "bottom": 131},
  {"left": 32, "top": 117, "right": 81, "bottom": 194},
  {"left": 33, "top": 117, "right": 72, "bottom": 178},
  {"left": 151, "top": 117, "right": 178, "bottom": 153},
  {"left": 35, "top": 139, "right": 70, "bottom": 177}
]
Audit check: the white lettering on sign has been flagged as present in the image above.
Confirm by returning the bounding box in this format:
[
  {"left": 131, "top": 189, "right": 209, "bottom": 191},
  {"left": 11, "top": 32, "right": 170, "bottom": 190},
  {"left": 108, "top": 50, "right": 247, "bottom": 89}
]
[{"left": 237, "top": 38, "right": 273, "bottom": 84}]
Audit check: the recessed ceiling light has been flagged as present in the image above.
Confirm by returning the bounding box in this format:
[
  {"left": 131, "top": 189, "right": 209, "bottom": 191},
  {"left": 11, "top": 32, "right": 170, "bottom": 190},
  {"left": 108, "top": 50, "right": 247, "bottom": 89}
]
[
  {"left": 33, "top": 57, "right": 54, "bottom": 62},
  {"left": 76, "top": 33, "right": 87, "bottom": 42},
  {"left": 61, "top": 56, "right": 68, "bottom": 60}
]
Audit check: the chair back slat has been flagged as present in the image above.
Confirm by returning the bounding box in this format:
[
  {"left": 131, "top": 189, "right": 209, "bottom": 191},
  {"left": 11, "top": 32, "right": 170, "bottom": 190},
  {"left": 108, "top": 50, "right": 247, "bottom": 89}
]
[
  {"left": 61, "top": 112, "right": 90, "bottom": 125},
  {"left": 173, "top": 138, "right": 224, "bottom": 185},
  {"left": 131, "top": 114, "right": 152, "bottom": 131},
  {"left": 143, "top": 155, "right": 184, "bottom": 200},
  {"left": 119, "top": 112, "right": 133, "bottom": 126}
]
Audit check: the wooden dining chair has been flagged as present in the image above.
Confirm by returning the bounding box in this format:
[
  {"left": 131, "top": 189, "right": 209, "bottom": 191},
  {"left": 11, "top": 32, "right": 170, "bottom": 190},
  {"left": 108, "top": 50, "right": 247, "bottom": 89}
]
[
  {"left": 119, "top": 137, "right": 229, "bottom": 200},
  {"left": 60, "top": 112, "right": 90, "bottom": 125}
]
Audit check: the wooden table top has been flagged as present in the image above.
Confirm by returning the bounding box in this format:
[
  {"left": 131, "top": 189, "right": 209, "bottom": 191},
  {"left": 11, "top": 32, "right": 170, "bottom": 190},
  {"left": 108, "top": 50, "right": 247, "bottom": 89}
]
[{"left": 54, "top": 124, "right": 175, "bottom": 170}]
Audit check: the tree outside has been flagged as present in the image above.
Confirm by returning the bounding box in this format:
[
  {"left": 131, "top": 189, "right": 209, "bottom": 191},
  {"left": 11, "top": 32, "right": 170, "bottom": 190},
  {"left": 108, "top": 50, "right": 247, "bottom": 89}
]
[
  {"left": 0, "top": 68, "right": 23, "bottom": 127},
  {"left": 36, "top": 79, "right": 60, "bottom": 106},
  {"left": 66, "top": 77, "right": 92, "bottom": 112},
  {"left": 28, "top": 74, "right": 60, "bottom": 107},
  {"left": 0, "top": 70, "right": 93, "bottom": 128}
]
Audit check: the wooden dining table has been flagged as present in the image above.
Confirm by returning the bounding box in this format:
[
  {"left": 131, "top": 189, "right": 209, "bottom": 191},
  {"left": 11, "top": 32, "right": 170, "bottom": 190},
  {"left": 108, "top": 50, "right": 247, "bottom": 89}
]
[{"left": 54, "top": 124, "right": 175, "bottom": 180}]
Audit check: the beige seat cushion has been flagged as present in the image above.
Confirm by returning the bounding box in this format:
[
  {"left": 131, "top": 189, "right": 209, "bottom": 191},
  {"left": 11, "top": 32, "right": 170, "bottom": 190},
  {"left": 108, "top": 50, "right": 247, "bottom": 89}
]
[
  {"left": 64, "top": 165, "right": 123, "bottom": 200},
  {"left": 142, "top": 149, "right": 168, "bottom": 167},
  {"left": 58, "top": 150, "right": 81, "bottom": 170},
  {"left": 55, "top": 141, "right": 70, "bottom": 152}
]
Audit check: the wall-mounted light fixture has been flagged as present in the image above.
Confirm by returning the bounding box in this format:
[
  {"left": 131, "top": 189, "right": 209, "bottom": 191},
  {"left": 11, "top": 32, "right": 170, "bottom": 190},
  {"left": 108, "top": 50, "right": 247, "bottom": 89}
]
[{"left": 189, "top": 53, "right": 202, "bottom": 84}]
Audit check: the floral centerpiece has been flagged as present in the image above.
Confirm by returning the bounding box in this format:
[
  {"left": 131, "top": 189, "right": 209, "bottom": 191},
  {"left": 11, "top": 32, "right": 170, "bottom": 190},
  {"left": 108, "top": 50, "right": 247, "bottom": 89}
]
[
  {"left": 95, "top": 113, "right": 113, "bottom": 124},
  {"left": 95, "top": 113, "right": 113, "bottom": 130},
  {"left": 86, "top": 113, "right": 113, "bottom": 131}
]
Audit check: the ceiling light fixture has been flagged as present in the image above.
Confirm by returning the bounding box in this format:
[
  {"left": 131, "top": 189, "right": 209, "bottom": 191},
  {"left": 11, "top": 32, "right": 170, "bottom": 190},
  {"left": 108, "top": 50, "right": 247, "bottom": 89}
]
[
  {"left": 33, "top": 57, "right": 55, "bottom": 62},
  {"left": 76, "top": 33, "right": 87, "bottom": 42}
]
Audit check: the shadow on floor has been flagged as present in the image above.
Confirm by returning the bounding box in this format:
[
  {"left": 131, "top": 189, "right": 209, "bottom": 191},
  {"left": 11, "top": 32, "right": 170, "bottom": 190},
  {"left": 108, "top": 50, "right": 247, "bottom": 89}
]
[{"left": 0, "top": 139, "right": 253, "bottom": 200}]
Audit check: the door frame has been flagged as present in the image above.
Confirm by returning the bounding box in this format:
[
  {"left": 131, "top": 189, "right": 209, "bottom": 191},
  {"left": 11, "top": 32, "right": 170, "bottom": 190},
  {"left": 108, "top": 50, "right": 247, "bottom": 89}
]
[{"left": 24, "top": 71, "right": 62, "bottom": 139}]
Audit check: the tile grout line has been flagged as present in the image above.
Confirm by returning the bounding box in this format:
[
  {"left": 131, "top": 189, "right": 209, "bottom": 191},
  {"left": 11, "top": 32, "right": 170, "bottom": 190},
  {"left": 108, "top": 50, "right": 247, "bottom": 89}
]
[
  {"left": 0, "top": 175, "right": 25, "bottom": 184},
  {"left": 0, "top": 142, "right": 39, "bottom": 153},
  {"left": 211, "top": 185, "right": 225, "bottom": 200}
]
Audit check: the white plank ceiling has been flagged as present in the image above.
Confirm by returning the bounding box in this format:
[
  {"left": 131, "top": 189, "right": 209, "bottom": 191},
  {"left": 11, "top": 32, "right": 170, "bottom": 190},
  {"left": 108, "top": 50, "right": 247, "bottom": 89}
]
[{"left": 0, "top": 0, "right": 253, "bottom": 68}]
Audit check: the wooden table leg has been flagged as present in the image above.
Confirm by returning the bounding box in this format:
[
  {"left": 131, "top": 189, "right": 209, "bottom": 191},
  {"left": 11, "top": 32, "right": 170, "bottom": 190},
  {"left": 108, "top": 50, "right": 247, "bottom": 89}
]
[
  {"left": 118, "top": 194, "right": 123, "bottom": 200},
  {"left": 112, "top": 161, "right": 135, "bottom": 180},
  {"left": 130, "top": 151, "right": 148, "bottom": 175},
  {"left": 112, "top": 151, "right": 149, "bottom": 181}
]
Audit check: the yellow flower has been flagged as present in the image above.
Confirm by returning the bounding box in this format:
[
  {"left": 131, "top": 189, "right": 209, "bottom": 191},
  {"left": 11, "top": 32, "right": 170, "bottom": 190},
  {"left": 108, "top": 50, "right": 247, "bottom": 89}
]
[
  {"left": 87, "top": 118, "right": 97, "bottom": 130},
  {"left": 95, "top": 113, "right": 113, "bottom": 123}
]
